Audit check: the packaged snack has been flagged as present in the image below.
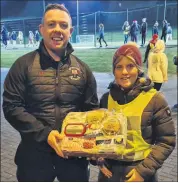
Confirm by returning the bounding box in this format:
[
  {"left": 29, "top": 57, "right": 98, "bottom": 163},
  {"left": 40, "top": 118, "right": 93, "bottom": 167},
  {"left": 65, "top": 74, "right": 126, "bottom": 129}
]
[{"left": 60, "top": 109, "right": 127, "bottom": 159}]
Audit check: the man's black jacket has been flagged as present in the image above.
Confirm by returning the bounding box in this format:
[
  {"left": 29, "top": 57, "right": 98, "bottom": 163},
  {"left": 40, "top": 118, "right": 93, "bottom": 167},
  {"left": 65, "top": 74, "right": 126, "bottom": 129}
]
[{"left": 3, "top": 41, "right": 99, "bottom": 143}]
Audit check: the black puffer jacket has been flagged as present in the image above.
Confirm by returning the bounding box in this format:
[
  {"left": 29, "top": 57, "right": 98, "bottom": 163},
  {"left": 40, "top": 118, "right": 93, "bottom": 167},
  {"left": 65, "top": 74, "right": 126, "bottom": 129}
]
[
  {"left": 100, "top": 77, "right": 176, "bottom": 181},
  {"left": 3, "top": 41, "right": 99, "bottom": 144}
]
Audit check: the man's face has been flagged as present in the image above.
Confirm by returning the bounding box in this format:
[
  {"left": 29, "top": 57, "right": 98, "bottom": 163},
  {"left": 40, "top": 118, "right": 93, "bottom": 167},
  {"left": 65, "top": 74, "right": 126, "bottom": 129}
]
[
  {"left": 114, "top": 56, "right": 139, "bottom": 89},
  {"left": 39, "top": 9, "right": 73, "bottom": 52}
]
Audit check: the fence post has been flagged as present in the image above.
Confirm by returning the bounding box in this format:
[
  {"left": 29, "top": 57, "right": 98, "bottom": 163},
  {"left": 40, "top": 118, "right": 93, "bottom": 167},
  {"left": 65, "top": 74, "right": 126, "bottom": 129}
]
[
  {"left": 164, "top": 0, "right": 167, "bottom": 20},
  {"left": 156, "top": 4, "right": 159, "bottom": 21},
  {"left": 94, "top": 11, "right": 97, "bottom": 47},
  {"left": 23, "top": 19, "right": 26, "bottom": 48},
  {"left": 127, "top": 8, "right": 128, "bottom": 22},
  {"left": 77, "top": 0, "right": 79, "bottom": 36}
]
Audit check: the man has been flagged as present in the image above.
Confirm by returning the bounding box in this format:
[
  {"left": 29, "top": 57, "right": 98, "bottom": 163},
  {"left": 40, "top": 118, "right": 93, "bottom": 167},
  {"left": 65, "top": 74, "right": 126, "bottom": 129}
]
[
  {"left": 3, "top": 4, "right": 99, "bottom": 182},
  {"left": 140, "top": 18, "right": 147, "bottom": 47}
]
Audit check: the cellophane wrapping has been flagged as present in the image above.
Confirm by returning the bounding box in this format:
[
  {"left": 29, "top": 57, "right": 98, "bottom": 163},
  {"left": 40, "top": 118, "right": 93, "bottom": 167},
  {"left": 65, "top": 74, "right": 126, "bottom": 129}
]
[{"left": 60, "top": 109, "right": 127, "bottom": 159}]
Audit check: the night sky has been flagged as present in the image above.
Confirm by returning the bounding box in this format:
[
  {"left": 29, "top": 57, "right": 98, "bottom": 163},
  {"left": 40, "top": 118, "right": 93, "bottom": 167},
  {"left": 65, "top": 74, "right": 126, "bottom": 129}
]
[{"left": 1, "top": 0, "right": 162, "bottom": 19}]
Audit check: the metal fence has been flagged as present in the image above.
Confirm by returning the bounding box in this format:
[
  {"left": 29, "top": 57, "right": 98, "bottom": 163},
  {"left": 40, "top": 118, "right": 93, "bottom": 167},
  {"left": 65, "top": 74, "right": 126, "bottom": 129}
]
[{"left": 1, "top": 2, "right": 177, "bottom": 47}]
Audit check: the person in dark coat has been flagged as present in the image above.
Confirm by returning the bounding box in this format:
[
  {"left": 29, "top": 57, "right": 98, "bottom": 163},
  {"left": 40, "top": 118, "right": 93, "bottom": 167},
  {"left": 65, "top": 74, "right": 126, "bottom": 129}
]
[
  {"left": 3, "top": 4, "right": 99, "bottom": 182},
  {"left": 97, "top": 42, "right": 175, "bottom": 182},
  {"left": 161, "top": 20, "right": 168, "bottom": 43},
  {"left": 143, "top": 34, "right": 159, "bottom": 66},
  {"left": 152, "top": 21, "right": 159, "bottom": 36},
  {"left": 171, "top": 55, "right": 178, "bottom": 112},
  {"left": 130, "top": 20, "right": 140, "bottom": 43},
  {"left": 140, "top": 18, "right": 147, "bottom": 47},
  {"left": 35, "top": 30, "right": 40, "bottom": 46},
  {"left": 1, "top": 25, "right": 8, "bottom": 48},
  {"left": 11, "top": 31, "right": 17, "bottom": 48}
]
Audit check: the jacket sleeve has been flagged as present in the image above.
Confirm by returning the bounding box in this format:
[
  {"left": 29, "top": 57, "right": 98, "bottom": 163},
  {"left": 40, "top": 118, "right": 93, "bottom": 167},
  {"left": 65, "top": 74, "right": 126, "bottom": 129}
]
[
  {"left": 3, "top": 58, "right": 52, "bottom": 142},
  {"left": 135, "top": 92, "right": 176, "bottom": 181},
  {"left": 100, "top": 92, "right": 109, "bottom": 108},
  {"left": 82, "top": 64, "right": 99, "bottom": 111},
  {"left": 160, "top": 54, "right": 168, "bottom": 81}
]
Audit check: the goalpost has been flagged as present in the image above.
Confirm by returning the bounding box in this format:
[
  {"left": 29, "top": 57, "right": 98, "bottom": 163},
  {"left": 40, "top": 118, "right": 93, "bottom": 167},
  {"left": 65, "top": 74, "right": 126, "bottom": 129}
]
[{"left": 76, "top": 35, "right": 95, "bottom": 46}]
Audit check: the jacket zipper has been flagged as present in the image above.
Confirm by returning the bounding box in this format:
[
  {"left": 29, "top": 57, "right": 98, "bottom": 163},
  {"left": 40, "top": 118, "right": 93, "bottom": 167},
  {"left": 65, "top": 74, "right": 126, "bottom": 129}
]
[
  {"left": 55, "top": 67, "right": 59, "bottom": 130},
  {"left": 55, "top": 71, "right": 58, "bottom": 85},
  {"left": 124, "top": 94, "right": 127, "bottom": 104}
]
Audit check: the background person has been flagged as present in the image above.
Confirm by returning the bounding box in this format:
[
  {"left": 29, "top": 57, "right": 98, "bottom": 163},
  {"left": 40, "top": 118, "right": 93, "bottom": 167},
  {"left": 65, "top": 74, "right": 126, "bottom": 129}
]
[
  {"left": 122, "top": 21, "right": 130, "bottom": 44},
  {"left": 98, "top": 42, "right": 175, "bottom": 182},
  {"left": 11, "top": 31, "right": 17, "bottom": 49},
  {"left": 161, "top": 20, "right": 168, "bottom": 43},
  {"left": 130, "top": 20, "right": 140, "bottom": 43},
  {"left": 17, "top": 31, "right": 24, "bottom": 45},
  {"left": 140, "top": 18, "right": 147, "bottom": 47},
  {"left": 147, "top": 40, "right": 168, "bottom": 91},
  {"left": 35, "top": 30, "right": 40, "bottom": 47},
  {"left": 1, "top": 25, "right": 8, "bottom": 48},
  {"left": 171, "top": 55, "right": 178, "bottom": 113},
  {"left": 3, "top": 4, "right": 99, "bottom": 182},
  {"left": 28, "top": 30, "right": 35, "bottom": 47},
  {"left": 152, "top": 21, "right": 159, "bottom": 36},
  {"left": 98, "top": 23, "right": 108, "bottom": 47},
  {"left": 166, "top": 23, "right": 172, "bottom": 43},
  {"left": 143, "top": 34, "right": 159, "bottom": 66}
]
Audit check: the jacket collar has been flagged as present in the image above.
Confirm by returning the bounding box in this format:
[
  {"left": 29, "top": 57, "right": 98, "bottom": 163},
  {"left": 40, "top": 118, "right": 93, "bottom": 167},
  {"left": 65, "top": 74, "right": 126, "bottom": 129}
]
[{"left": 37, "top": 40, "right": 74, "bottom": 69}]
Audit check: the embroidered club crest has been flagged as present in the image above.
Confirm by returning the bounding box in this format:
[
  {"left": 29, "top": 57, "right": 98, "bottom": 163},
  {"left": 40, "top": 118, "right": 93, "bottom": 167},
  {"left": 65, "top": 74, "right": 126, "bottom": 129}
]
[{"left": 69, "top": 67, "right": 81, "bottom": 80}]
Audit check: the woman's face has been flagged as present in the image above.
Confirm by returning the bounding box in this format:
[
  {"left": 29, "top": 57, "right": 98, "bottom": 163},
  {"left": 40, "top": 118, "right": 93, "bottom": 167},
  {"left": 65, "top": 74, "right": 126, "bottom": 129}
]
[{"left": 114, "top": 56, "right": 139, "bottom": 89}]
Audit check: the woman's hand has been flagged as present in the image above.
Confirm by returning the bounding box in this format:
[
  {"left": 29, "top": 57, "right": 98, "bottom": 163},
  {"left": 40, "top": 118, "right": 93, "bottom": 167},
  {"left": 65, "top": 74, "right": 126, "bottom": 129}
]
[
  {"left": 97, "top": 157, "right": 112, "bottom": 178},
  {"left": 99, "top": 165, "right": 112, "bottom": 178},
  {"left": 125, "top": 168, "right": 144, "bottom": 182}
]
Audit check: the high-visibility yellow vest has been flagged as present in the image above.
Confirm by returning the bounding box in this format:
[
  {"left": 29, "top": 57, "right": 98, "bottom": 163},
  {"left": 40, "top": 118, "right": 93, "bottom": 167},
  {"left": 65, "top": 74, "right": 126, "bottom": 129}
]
[{"left": 108, "top": 88, "right": 157, "bottom": 161}]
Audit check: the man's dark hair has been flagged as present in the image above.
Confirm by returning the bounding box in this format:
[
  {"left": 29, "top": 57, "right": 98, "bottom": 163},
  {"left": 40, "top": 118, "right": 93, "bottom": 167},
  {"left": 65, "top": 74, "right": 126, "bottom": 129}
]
[{"left": 42, "top": 4, "right": 72, "bottom": 25}]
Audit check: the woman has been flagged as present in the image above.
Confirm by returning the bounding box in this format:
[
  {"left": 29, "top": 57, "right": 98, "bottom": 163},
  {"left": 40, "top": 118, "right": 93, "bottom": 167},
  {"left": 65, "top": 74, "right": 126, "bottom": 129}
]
[
  {"left": 98, "top": 42, "right": 175, "bottom": 182},
  {"left": 152, "top": 21, "right": 159, "bottom": 36},
  {"left": 18, "top": 31, "right": 24, "bottom": 44},
  {"left": 166, "top": 23, "right": 172, "bottom": 43},
  {"left": 28, "top": 30, "right": 35, "bottom": 47},
  {"left": 98, "top": 23, "right": 108, "bottom": 47},
  {"left": 122, "top": 21, "right": 130, "bottom": 44},
  {"left": 147, "top": 40, "right": 168, "bottom": 91}
]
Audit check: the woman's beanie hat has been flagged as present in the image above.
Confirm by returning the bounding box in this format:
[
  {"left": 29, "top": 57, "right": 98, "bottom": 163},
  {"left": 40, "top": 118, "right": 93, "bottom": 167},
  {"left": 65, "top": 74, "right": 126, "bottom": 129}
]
[{"left": 113, "top": 42, "right": 143, "bottom": 73}]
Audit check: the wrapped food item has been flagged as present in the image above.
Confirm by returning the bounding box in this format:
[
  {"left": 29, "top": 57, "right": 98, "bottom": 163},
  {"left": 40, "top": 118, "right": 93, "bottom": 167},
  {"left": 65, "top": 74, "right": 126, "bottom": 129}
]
[{"left": 60, "top": 109, "right": 127, "bottom": 159}]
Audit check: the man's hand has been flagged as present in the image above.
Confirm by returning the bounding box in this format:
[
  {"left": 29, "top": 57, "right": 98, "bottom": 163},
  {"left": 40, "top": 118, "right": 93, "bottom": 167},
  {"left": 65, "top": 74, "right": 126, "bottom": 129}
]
[
  {"left": 47, "top": 130, "right": 64, "bottom": 158},
  {"left": 125, "top": 168, "right": 144, "bottom": 182}
]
